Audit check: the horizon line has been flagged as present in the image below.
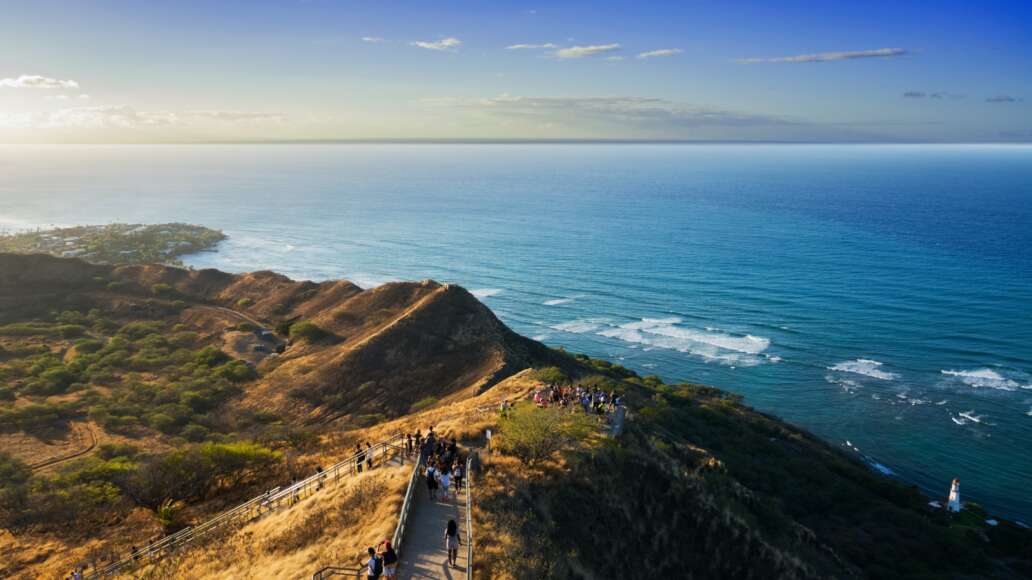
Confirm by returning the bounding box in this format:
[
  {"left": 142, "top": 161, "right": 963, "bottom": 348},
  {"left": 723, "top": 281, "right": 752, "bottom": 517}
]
[{"left": 2, "top": 138, "right": 1032, "bottom": 146}]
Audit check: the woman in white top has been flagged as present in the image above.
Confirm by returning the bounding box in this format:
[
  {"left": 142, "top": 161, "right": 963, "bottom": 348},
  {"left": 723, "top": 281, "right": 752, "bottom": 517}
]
[{"left": 439, "top": 469, "right": 451, "bottom": 502}]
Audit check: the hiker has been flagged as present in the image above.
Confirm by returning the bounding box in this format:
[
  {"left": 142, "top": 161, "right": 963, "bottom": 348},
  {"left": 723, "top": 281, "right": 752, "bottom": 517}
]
[
  {"left": 453, "top": 463, "right": 463, "bottom": 494},
  {"left": 426, "top": 464, "right": 438, "bottom": 500},
  {"left": 72, "top": 568, "right": 83, "bottom": 580},
  {"left": 366, "top": 442, "right": 375, "bottom": 471},
  {"left": 379, "top": 539, "right": 398, "bottom": 579},
  {"left": 315, "top": 466, "right": 324, "bottom": 490},
  {"left": 130, "top": 546, "right": 139, "bottom": 561},
  {"left": 366, "top": 546, "right": 383, "bottom": 580},
  {"left": 445, "top": 519, "right": 461, "bottom": 568},
  {"left": 415, "top": 429, "right": 422, "bottom": 450},
  {"left": 356, "top": 444, "right": 365, "bottom": 473},
  {"left": 439, "top": 468, "right": 451, "bottom": 502},
  {"left": 406, "top": 433, "right": 413, "bottom": 456}
]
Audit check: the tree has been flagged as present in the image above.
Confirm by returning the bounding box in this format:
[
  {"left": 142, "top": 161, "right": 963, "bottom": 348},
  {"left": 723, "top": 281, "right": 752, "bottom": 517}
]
[{"left": 497, "top": 404, "right": 595, "bottom": 466}]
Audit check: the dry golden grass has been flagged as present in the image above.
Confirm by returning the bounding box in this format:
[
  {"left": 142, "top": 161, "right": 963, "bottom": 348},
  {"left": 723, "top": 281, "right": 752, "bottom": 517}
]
[{"left": 125, "top": 463, "right": 410, "bottom": 580}]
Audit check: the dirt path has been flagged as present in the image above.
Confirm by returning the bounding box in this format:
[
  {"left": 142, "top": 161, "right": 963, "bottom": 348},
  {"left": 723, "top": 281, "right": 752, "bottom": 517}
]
[
  {"left": 398, "top": 476, "right": 469, "bottom": 579},
  {"left": 29, "top": 422, "right": 97, "bottom": 472}
]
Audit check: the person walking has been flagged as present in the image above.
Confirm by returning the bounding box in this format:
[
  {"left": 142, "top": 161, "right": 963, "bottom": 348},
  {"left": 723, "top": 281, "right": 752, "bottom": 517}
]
[
  {"left": 366, "top": 442, "right": 375, "bottom": 471},
  {"left": 439, "top": 468, "right": 451, "bottom": 502},
  {"left": 379, "top": 539, "right": 398, "bottom": 579},
  {"left": 445, "top": 519, "right": 461, "bottom": 568},
  {"left": 452, "top": 463, "right": 463, "bottom": 495},
  {"left": 426, "top": 464, "right": 438, "bottom": 500},
  {"left": 366, "top": 547, "right": 383, "bottom": 579},
  {"left": 355, "top": 443, "right": 365, "bottom": 473}
]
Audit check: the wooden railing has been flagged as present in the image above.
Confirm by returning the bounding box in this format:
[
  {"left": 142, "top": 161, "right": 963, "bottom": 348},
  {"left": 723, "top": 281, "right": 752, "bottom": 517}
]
[{"left": 88, "top": 433, "right": 406, "bottom": 578}]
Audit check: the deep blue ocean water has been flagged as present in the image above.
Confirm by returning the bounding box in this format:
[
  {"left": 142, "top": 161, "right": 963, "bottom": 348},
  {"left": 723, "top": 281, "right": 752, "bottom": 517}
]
[{"left": 2, "top": 144, "right": 1030, "bottom": 521}]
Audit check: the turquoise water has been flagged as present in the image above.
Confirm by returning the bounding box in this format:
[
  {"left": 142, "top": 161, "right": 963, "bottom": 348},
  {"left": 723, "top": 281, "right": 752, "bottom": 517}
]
[{"left": 2, "top": 144, "right": 1030, "bottom": 521}]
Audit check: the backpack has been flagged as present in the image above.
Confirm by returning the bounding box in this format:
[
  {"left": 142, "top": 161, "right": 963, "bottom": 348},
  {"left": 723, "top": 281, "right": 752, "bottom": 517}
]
[{"left": 370, "top": 555, "right": 383, "bottom": 576}]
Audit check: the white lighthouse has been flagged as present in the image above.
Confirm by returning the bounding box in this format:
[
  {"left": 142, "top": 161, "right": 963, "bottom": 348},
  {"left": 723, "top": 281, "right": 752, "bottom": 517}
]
[{"left": 947, "top": 478, "right": 962, "bottom": 513}]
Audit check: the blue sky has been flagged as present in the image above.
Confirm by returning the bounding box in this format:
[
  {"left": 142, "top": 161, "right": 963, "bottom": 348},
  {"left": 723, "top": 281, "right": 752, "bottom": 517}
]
[{"left": 1, "top": 0, "right": 1030, "bottom": 142}]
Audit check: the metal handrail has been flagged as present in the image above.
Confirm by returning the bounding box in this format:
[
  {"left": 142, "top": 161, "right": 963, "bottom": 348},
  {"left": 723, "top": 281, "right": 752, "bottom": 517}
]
[
  {"left": 465, "top": 454, "right": 475, "bottom": 580},
  {"left": 87, "top": 433, "right": 406, "bottom": 578},
  {"left": 312, "top": 565, "right": 363, "bottom": 579},
  {"left": 391, "top": 447, "right": 425, "bottom": 556}
]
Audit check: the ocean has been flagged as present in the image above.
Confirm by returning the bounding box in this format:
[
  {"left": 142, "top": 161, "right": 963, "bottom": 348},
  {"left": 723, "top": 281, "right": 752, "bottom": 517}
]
[{"left": 2, "top": 143, "right": 1030, "bottom": 521}]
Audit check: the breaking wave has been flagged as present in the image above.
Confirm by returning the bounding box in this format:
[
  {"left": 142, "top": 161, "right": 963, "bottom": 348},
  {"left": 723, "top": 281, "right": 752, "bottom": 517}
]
[
  {"left": 595, "top": 317, "right": 772, "bottom": 366},
  {"left": 828, "top": 359, "right": 899, "bottom": 381},
  {"left": 941, "top": 368, "right": 1030, "bottom": 391},
  {"left": 471, "top": 288, "right": 504, "bottom": 298}
]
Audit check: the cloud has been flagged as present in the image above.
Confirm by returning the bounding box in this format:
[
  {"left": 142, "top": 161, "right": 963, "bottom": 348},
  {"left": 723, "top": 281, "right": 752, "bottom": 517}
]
[
  {"left": 361, "top": 36, "right": 385, "bottom": 43},
  {"left": 425, "top": 95, "right": 794, "bottom": 129},
  {"left": 0, "top": 74, "right": 80, "bottom": 89},
  {"left": 637, "top": 48, "right": 683, "bottom": 59},
  {"left": 79, "top": 94, "right": 90, "bottom": 99},
  {"left": 505, "top": 43, "right": 559, "bottom": 50},
  {"left": 554, "top": 43, "right": 621, "bottom": 59},
  {"left": 986, "top": 95, "right": 1021, "bottom": 103},
  {"left": 0, "top": 106, "right": 285, "bottom": 130},
  {"left": 605, "top": 56, "right": 625, "bottom": 61},
  {"left": 411, "top": 37, "right": 462, "bottom": 51},
  {"left": 903, "top": 91, "right": 964, "bottom": 99},
  {"left": 737, "top": 48, "right": 908, "bottom": 64},
  {"left": 182, "top": 110, "right": 286, "bottom": 122}
]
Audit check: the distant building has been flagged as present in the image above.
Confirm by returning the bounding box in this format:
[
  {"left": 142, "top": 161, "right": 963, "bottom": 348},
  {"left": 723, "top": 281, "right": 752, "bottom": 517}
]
[{"left": 947, "top": 478, "right": 962, "bottom": 512}]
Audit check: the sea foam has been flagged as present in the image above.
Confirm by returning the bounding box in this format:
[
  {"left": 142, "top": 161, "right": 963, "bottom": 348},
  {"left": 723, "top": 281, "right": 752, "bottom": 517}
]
[
  {"left": 471, "top": 288, "right": 503, "bottom": 298},
  {"left": 828, "top": 359, "right": 899, "bottom": 381},
  {"left": 594, "top": 317, "right": 772, "bottom": 366},
  {"left": 941, "top": 368, "right": 1029, "bottom": 391}
]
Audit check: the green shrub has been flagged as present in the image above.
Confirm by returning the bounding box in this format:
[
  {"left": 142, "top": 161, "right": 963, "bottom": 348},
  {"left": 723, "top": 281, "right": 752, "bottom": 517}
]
[
  {"left": 532, "top": 366, "right": 569, "bottom": 385},
  {"left": 288, "top": 321, "right": 327, "bottom": 342},
  {"left": 497, "top": 404, "right": 595, "bottom": 466},
  {"left": 181, "top": 424, "right": 210, "bottom": 442},
  {"left": 214, "top": 360, "right": 257, "bottom": 383},
  {"left": 194, "top": 346, "right": 230, "bottom": 367},
  {"left": 169, "top": 331, "right": 199, "bottom": 348},
  {"left": 236, "top": 298, "right": 254, "bottom": 307},
  {"left": 151, "top": 283, "right": 173, "bottom": 296},
  {"left": 0, "top": 452, "right": 31, "bottom": 489},
  {"left": 73, "top": 338, "right": 106, "bottom": 354},
  {"left": 118, "top": 321, "right": 164, "bottom": 340},
  {"left": 409, "top": 396, "right": 439, "bottom": 413}
]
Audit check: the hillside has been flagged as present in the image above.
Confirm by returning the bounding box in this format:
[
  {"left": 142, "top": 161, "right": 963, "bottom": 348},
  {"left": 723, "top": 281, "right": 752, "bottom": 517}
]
[{"left": 0, "top": 253, "right": 1029, "bottom": 579}]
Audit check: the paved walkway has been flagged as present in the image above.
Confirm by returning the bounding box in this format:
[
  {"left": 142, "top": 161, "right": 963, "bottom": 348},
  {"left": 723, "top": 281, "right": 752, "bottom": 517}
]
[{"left": 398, "top": 475, "right": 469, "bottom": 579}]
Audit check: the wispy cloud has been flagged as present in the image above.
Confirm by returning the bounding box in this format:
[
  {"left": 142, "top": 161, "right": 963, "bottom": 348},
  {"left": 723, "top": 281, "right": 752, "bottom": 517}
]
[
  {"left": 554, "top": 43, "right": 621, "bottom": 59},
  {"left": 986, "top": 95, "right": 1022, "bottom": 103},
  {"left": 605, "top": 56, "right": 625, "bottom": 62},
  {"left": 361, "top": 36, "right": 385, "bottom": 43},
  {"left": 737, "top": 48, "right": 908, "bottom": 64},
  {"left": 0, "top": 106, "right": 285, "bottom": 130},
  {"left": 411, "top": 37, "right": 462, "bottom": 51},
  {"left": 0, "top": 74, "right": 80, "bottom": 89},
  {"left": 638, "top": 48, "right": 682, "bottom": 59},
  {"left": 425, "top": 95, "right": 794, "bottom": 129},
  {"left": 903, "top": 91, "right": 964, "bottom": 99},
  {"left": 183, "top": 110, "right": 286, "bottom": 122},
  {"left": 505, "top": 43, "right": 558, "bottom": 50}
]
